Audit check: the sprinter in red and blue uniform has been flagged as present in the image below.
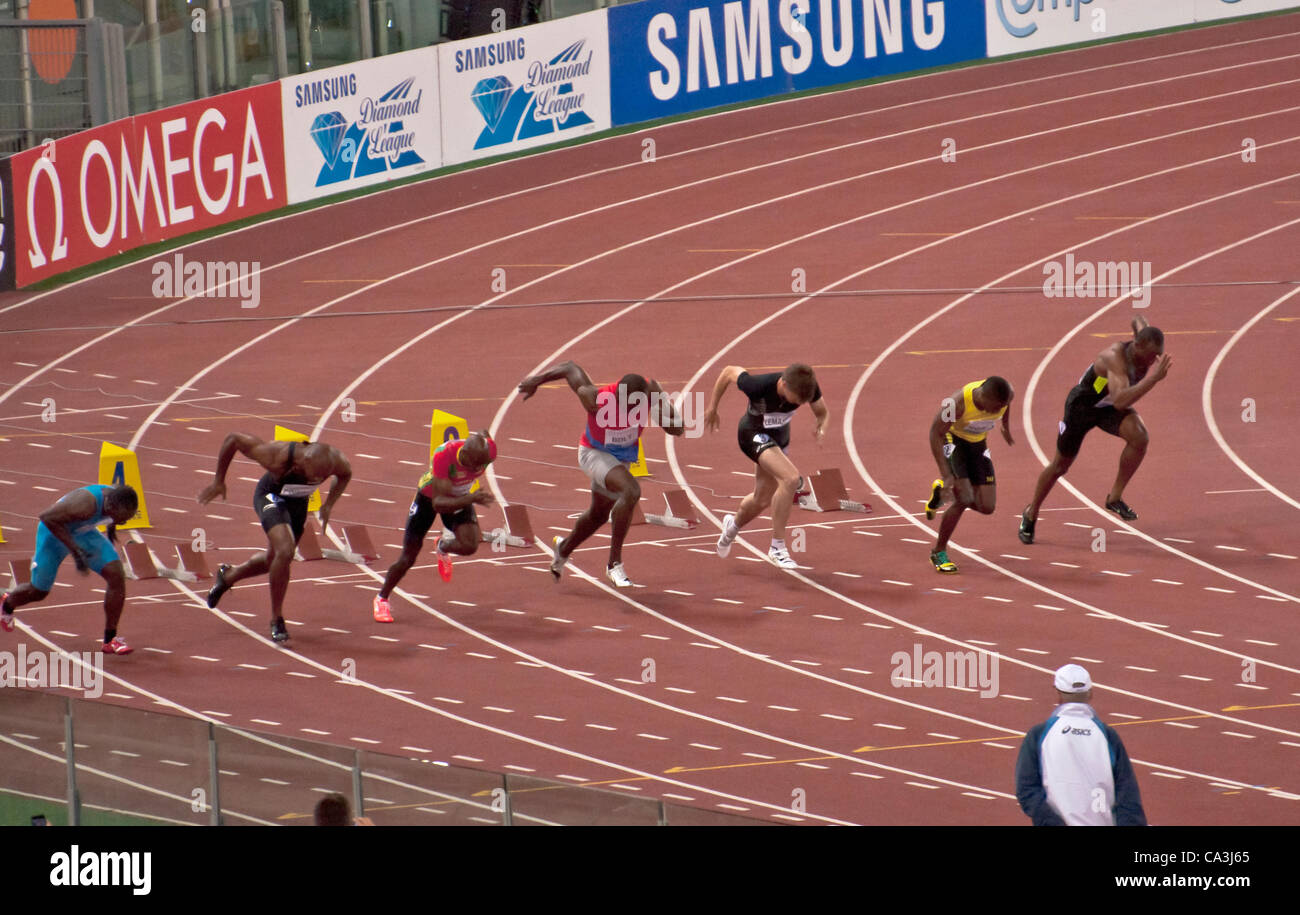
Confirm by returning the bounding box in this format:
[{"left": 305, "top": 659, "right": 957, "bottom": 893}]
[{"left": 519, "top": 361, "right": 684, "bottom": 589}]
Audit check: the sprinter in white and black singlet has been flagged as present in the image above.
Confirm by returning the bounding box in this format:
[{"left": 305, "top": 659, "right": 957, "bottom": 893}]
[
  {"left": 706, "top": 363, "right": 829, "bottom": 569},
  {"left": 198, "top": 434, "right": 352, "bottom": 642}
]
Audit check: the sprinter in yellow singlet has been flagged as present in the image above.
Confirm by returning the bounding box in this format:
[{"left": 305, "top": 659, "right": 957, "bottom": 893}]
[{"left": 926, "top": 377, "right": 1015, "bottom": 573}]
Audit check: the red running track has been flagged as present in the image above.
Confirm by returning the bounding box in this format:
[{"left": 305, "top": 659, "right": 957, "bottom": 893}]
[{"left": 1, "top": 13, "right": 1299, "bottom": 825}]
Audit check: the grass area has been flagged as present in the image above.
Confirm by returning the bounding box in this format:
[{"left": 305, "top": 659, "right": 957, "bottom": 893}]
[
  {"left": 13, "top": 7, "right": 1297, "bottom": 293},
  {"left": 0, "top": 789, "right": 174, "bottom": 826}
]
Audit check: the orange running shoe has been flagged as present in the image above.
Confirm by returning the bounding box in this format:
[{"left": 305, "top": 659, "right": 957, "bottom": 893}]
[
  {"left": 373, "top": 594, "right": 393, "bottom": 623},
  {"left": 102, "top": 637, "right": 133, "bottom": 655},
  {"left": 436, "top": 545, "right": 453, "bottom": 583}
]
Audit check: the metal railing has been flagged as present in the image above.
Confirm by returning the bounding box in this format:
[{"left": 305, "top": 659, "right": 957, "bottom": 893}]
[{"left": 0, "top": 688, "right": 770, "bottom": 826}]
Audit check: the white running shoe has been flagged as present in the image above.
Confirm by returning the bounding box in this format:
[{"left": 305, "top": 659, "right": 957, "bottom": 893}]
[
  {"left": 606, "top": 562, "right": 634, "bottom": 588},
  {"left": 768, "top": 544, "right": 798, "bottom": 569},
  {"left": 550, "top": 536, "right": 568, "bottom": 581},
  {"left": 716, "top": 514, "right": 739, "bottom": 557}
]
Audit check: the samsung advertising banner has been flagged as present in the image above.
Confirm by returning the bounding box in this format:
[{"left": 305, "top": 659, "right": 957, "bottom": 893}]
[
  {"left": 986, "top": 0, "right": 1300, "bottom": 58},
  {"left": 438, "top": 10, "right": 612, "bottom": 167},
  {"left": 281, "top": 47, "right": 443, "bottom": 205},
  {"left": 608, "top": 0, "right": 986, "bottom": 126}
]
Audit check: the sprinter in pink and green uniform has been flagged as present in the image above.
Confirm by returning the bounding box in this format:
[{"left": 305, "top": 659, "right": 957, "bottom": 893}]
[{"left": 372, "top": 431, "right": 497, "bottom": 623}]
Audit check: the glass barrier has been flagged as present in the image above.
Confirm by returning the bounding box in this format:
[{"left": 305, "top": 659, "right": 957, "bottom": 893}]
[
  {"left": 505, "top": 772, "right": 665, "bottom": 826},
  {"left": 0, "top": 690, "right": 72, "bottom": 824},
  {"left": 214, "top": 725, "right": 356, "bottom": 826},
  {"left": 70, "top": 699, "right": 210, "bottom": 826},
  {"left": 0, "top": 689, "right": 772, "bottom": 826},
  {"left": 359, "top": 750, "right": 505, "bottom": 825}
]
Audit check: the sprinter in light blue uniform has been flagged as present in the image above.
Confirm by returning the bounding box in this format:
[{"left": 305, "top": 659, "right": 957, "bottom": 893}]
[{"left": 1, "top": 484, "right": 140, "bottom": 654}]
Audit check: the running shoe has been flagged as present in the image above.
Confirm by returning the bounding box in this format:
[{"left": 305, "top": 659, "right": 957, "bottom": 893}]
[
  {"left": 606, "top": 562, "right": 634, "bottom": 588},
  {"left": 930, "top": 550, "right": 958, "bottom": 574},
  {"left": 550, "top": 536, "right": 568, "bottom": 581},
  {"left": 207, "top": 564, "right": 232, "bottom": 608},
  {"left": 1018, "top": 508, "right": 1036, "bottom": 545},
  {"left": 436, "top": 543, "right": 454, "bottom": 583},
  {"left": 768, "top": 545, "right": 798, "bottom": 569},
  {"left": 925, "top": 479, "right": 945, "bottom": 520},
  {"left": 102, "top": 637, "right": 133, "bottom": 655},
  {"left": 1105, "top": 498, "right": 1138, "bottom": 521},
  {"left": 270, "top": 617, "right": 289, "bottom": 643},
  {"left": 373, "top": 594, "right": 393, "bottom": 624},
  {"left": 2, "top": 612, "right": 15, "bottom": 634},
  {"left": 716, "top": 514, "right": 739, "bottom": 558}
]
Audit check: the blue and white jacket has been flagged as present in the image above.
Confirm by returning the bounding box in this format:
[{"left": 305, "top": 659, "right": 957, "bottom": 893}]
[{"left": 1015, "top": 702, "right": 1147, "bottom": 826}]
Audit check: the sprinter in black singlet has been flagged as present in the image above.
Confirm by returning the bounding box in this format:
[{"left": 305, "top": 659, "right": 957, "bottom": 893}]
[
  {"left": 198, "top": 434, "right": 352, "bottom": 641},
  {"left": 1019, "top": 316, "right": 1171, "bottom": 544},
  {"left": 705, "top": 363, "right": 829, "bottom": 569}
]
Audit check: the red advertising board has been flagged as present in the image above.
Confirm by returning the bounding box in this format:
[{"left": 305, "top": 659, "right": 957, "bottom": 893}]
[{"left": 9, "top": 82, "right": 286, "bottom": 288}]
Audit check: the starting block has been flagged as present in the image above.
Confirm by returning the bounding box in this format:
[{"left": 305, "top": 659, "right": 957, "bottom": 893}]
[
  {"left": 122, "top": 539, "right": 197, "bottom": 583},
  {"left": 643, "top": 488, "right": 700, "bottom": 530},
  {"left": 9, "top": 560, "right": 30, "bottom": 590},
  {"left": 796, "top": 468, "right": 872, "bottom": 514},
  {"left": 341, "top": 525, "right": 381, "bottom": 561},
  {"left": 175, "top": 544, "right": 213, "bottom": 580},
  {"left": 296, "top": 520, "right": 366, "bottom": 564},
  {"left": 490, "top": 504, "right": 536, "bottom": 549}
]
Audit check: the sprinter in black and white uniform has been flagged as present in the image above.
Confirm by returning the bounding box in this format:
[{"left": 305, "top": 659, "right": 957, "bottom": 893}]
[
  {"left": 1019, "top": 315, "right": 1171, "bottom": 544},
  {"left": 705, "top": 363, "right": 829, "bottom": 569},
  {"left": 198, "top": 434, "right": 352, "bottom": 642}
]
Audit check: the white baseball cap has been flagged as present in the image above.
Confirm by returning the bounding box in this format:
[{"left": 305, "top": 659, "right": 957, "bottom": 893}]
[{"left": 1054, "top": 663, "right": 1092, "bottom": 693}]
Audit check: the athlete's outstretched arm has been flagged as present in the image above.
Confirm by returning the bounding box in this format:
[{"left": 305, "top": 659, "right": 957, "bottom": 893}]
[
  {"left": 1106, "top": 350, "right": 1172, "bottom": 411},
  {"left": 518, "top": 361, "right": 599, "bottom": 413},
  {"left": 1000, "top": 388, "right": 1016, "bottom": 446},
  {"left": 648, "top": 378, "right": 686, "bottom": 436},
  {"left": 317, "top": 448, "right": 352, "bottom": 533},
  {"left": 809, "top": 397, "right": 830, "bottom": 443},
  {"left": 198, "top": 433, "right": 284, "bottom": 504},
  {"left": 929, "top": 389, "right": 964, "bottom": 487},
  {"left": 704, "top": 366, "right": 745, "bottom": 432}
]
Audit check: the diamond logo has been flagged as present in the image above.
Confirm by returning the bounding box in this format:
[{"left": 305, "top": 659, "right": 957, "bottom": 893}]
[
  {"left": 310, "top": 112, "right": 348, "bottom": 168},
  {"left": 471, "top": 76, "right": 513, "bottom": 132}
]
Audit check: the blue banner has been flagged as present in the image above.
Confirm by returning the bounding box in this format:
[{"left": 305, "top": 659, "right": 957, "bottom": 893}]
[{"left": 608, "top": 0, "right": 986, "bottom": 125}]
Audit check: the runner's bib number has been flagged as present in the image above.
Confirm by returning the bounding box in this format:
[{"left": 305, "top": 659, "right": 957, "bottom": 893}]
[
  {"left": 278, "top": 483, "right": 317, "bottom": 498},
  {"left": 603, "top": 426, "right": 639, "bottom": 447},
  {"left": 762, "top": 412, "right": 793, "bottom": 429}
]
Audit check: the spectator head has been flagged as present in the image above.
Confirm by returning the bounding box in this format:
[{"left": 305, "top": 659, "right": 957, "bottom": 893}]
[
  {"left": 314, "top": 792, "right": 351, "bottom": 826},
  {"left": 1053, "top": 663, "right": 1093, "bottom": 703}
]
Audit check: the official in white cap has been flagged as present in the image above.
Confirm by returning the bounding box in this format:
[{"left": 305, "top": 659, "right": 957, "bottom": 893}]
[{"left": 1013, "top": 664, "right": 1147, "bottom": 825}]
